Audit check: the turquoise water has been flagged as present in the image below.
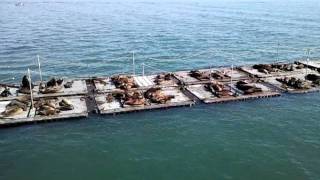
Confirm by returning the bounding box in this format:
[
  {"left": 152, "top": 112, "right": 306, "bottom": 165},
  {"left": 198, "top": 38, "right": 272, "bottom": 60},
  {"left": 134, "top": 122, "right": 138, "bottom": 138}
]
[{"left": 0, "top": 0, "right": 320, "bottom": 179}]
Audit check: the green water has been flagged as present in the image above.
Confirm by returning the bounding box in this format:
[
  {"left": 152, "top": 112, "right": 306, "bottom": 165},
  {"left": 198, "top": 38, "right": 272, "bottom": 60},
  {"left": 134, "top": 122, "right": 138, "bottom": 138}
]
[{"left": 1, "top": 94, "right": 319, "bottom": 179}]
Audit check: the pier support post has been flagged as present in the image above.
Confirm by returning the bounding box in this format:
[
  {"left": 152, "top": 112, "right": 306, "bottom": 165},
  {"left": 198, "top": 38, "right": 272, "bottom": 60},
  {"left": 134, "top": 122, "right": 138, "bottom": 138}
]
[
  {"left": 27, "top": 68, "right": 34, "bottom": 109},
  {"left": 37, "top": 55, "right": 43, "bottom": 82},
  {"left": 132, "top": 51, "right": 136, "bottom": 76}
]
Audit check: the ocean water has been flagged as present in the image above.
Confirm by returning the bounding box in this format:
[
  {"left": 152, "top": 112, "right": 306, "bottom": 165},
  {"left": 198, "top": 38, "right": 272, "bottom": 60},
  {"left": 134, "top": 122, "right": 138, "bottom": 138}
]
[{"left": 0, "top": 0, "right": 320, "bottom": 179}]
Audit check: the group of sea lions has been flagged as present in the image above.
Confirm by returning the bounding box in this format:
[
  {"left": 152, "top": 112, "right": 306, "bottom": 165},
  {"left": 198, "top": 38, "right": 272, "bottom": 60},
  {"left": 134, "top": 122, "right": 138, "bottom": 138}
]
[
  {"left": 35, "top": 98, "right": 74, "bottom": 116},
  {"left": 236, "top": 80, "right": 263, "bottom": 95},
  {"left": 0, "top": 97, "right": 75, "bottom": 117},
  {"left": 39, "top": 78, "right": 64, "bottom": 94},
  {"left": 189, "top": 70, "right": 228, "bottom": 81},
  {"left": 252, "top": 63, "right": 305, "bottom": 74},
  {"left": 17, "top": 75, "right": 72, "bottom": 94},
  {"left": 0, "top": 75, "right": 33, "bottom": 97},
  {"left": 111, "top": 75, "right": 137, "bottom": 90},
  {"left": 204, "top": 81, "right": 234, "bottom": 98},
  {"left": 105, "top": 87, "right": 175, "bottom": 107},
  {"left": 276, "top": 77, "right": 311, "bottom": 89},
  {"left": 154, "top": 73, "right": 172, "bottom": 85},
  {"left": 1, "top": 97, "right": 29, "bottom": 117},
  {"left": 107, "top": 90, "right": 146, "bottom": 107},
  {"left": 144, "top": 87, "right": 174, "bottom": 104}
]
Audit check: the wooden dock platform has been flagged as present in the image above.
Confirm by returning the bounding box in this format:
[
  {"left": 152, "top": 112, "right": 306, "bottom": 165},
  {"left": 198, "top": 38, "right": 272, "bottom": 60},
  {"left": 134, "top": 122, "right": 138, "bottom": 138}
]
[
  {"left": 93, "top": 74, "right": 179, "bottom": 93},
  {"left": 173, "top": 68, "right": 250, "bottom": 85},
  {"left": 0, "top": 80, "right": 88, "bottom": 102},
  {"left": 0, "top": 96, "right": 88, "bottom": 127},
  {"left": 1, "top": 60, "right": 319, "bottom": 128},
  {"left": 185, "top": 81, "right": 281, "bottom": 104},
  {"left": 95, "top": 86, "right": 194, "bottom": 115},
  {"left": 296, "top": 60, "right": 320, "bottom": 70}
]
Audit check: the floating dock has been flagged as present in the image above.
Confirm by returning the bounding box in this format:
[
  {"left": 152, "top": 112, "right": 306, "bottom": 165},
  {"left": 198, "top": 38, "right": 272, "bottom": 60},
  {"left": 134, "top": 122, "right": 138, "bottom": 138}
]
[
  {"left": 0, "top": 96, "right": 88, "bottom": 127},
  {"left": 0, "top": 60, "right": 319, "bottom": 127},
  {"left": 186, "top": 82, "right": 280, "bottom": 104},
  {"left": 95, "top": 86, "right": 194, "bottom": 115},
  {"left": 0, "top": 80, "right": 87, "bottom": 101}
]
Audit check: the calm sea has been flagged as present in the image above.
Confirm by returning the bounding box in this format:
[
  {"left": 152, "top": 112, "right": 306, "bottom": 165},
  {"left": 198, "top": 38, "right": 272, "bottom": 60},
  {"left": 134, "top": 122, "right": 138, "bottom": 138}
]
[{"left": 0, "top": 0, "right": 319, "bottom": 179}]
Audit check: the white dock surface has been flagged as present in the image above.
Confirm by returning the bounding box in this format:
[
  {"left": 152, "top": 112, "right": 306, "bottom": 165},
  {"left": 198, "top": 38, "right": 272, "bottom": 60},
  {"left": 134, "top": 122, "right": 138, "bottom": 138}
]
[{"left": 134, "top": 75, "right": 155, "bottom": 87}]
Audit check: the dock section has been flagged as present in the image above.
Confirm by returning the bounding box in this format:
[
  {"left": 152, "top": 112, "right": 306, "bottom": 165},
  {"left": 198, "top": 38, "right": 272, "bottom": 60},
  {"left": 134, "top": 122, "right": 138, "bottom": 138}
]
[
  {"left": 0, "top": 96, "right": 87, "bottom": 127},
  {"left": 296, "top": 60, "right": 320, "bottom": 71},
  {"left": 0, "top": 80, "right": 88, "bottom": 102},
  {"left": 174, "top": 67, "right": 249, "bottom": 85},
  {"left": 1, "top": 60, "right": 320, "bottom": 128},
  {"left": 96, "top": 86, "right": 194, "bottom": 115},
  {"left": 185, "top": 80, "right": 280, "bottom": 104},
  {"left": 0, "top": 84, "right": 20, "bottom": 101}
]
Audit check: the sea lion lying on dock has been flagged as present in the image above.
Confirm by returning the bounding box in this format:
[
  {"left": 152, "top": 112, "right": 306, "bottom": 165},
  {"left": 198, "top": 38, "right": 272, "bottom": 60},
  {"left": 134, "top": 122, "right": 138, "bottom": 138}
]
[
  {"left": 211, "top": 72, "right": 229, "bottom": 80},
  {"left": 19, "top": 75, "right": 34, "bottom": 94},
  {"left": 144, "top": 87, "right": 174, "bottom": 104},
  {"left": 64, "top": 81, "right": 73, "bottom": 88},
  {"left": 190, "top": 70, "right": 228, "bottom": 81},
  {"left": 35, "top": 99, "right": 59, "bottom": 116},
  {"left": 189, "top": 70, "right": 211, "bottom": 81},
  {"left": 204, "top": 81, "right": 233, "bottom": 97},
  {"left": 106, "top": 93, "right": 114, "bottom": 103},
  {"left": 0, "top": 86, "right": 12, "bottom": 97},
  {"left": 154, "top": 73, "right": 172, "bottom": 85},
  {"left": 39, "top": 78, "right": 64, "bottom": 94},
  {"left": 1, "top": 97, "right": 29, "bottom": 117},
  {"left": 236, "top": 80, "right": 263, "bottom": 94},
  {"left": 276, "top": 77, "right": 311, "bottom": 89},
  {"left": 272, "top": 64, "right": 294, "bottom": 71},
  {"left": 35, "top": 98, "right": 74, "bottom": 116},
  {"left": 305, "top": 74, "right": 320, "bottom": 85},
  {"left": 253, "top": 64, "right": 294, "bottom": 74},
  {"left": 123, "top": 91, "right": 146, "bottom": 106},
  {"left": 59, "top": 98, "right": 74, "bottom": 111},
  {"left": 109, "top": 90, "right": 146, "bottom": 106},
  {"left": 111, "top": 75, "right": 137, "bottom": 90}
]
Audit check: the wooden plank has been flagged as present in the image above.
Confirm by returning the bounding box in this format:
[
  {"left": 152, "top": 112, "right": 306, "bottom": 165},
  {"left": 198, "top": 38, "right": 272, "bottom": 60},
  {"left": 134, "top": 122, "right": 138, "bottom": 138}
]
[
  {"left": 99, "top": 101, "right": 194, "bottom": 115},
  {"left": 203, "top": 92, "right": 281, "bottom": 103}
]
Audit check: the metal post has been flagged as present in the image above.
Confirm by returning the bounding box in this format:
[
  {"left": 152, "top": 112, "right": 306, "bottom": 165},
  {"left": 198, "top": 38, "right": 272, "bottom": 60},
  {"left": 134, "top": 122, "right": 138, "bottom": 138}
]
[
  {"left": 230, "top": 64, "right": 233, "bottom": 90},
  {"left": 306, "top": 48, "right": 310, "bottom": 76},
  {"left": 276, "top": 42, "right": 280, "bottom": 63},
  {"left": 142, "top": 63, "right": 145, "bottom": 76},
  {"left": 209, "top": 65, "right": 212, "bottom": 82},
  {"left": 27, "top": 68, "right": 34, "bottom": 109},
  {"left": 132, "top": 51, "right": 135, "bottom": 76},
  {"left": 37, "top": 55, "right": 43, "bottom": 82},
  {"left": 230, "top": 55, "right": 234, "bottom": 91}
]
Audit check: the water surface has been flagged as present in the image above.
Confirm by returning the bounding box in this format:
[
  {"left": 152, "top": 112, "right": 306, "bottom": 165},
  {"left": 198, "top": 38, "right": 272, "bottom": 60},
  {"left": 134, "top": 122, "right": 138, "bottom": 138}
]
[{"left": 0, "top": 0, "right": 320, "bottom": 179}]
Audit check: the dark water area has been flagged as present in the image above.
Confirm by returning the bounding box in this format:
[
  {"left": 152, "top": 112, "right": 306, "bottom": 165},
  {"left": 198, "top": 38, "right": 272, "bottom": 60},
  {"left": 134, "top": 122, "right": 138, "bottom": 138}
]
[{"left": 0, "top": 0, "right": 320, "bottom": 179}]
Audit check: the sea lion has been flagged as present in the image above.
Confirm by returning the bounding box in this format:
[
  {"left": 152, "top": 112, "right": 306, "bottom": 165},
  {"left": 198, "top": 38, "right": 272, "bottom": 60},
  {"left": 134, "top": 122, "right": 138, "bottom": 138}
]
[
  {"left": 106, "top": 94, "right": 114, "bottom": 103},
  {"left": 236, "top": 80, "right": 262, "bottom": 94},
  {"left": 38, "top": 105, "right": 59, "bottom": 116},
  {"left": 0, "top": 86, "right": 12, "bottom": 97},
  {"left": 1, "top": 106, "right": 24, "bottom": 117},
  {"left": 144, "top": 87, "right": 174, "bottom": 104},
  {"left": 64, "top": 81, "right": 73, "bottom": 88},
  {"left": 59, "top": 98, "right": 74, "bottom": 111},
  {"left": 6, "top": 100, "right": 28, "bottom": 111},
  {"left": 19, "top": 75, "right": 34, "bottom": 94},
  {"left": 111, "top": 75, "right": 137, "bottom": 90}
]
